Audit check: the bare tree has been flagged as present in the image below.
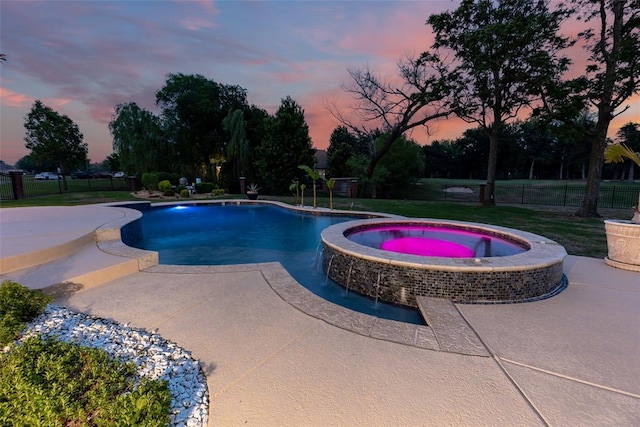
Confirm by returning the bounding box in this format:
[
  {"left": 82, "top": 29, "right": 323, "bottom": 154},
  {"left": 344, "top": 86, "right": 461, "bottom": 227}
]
[{"left": 328, "top": 53, "right": 454, "bottom": 181}]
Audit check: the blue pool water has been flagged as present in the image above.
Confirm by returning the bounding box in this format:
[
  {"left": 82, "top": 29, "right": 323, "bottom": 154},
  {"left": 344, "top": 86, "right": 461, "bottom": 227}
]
[{"left": 122, "top": 204, "right": 424, "bottom": 324}]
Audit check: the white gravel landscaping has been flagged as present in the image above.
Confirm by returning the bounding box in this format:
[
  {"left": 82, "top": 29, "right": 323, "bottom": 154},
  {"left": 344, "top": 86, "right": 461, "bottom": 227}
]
[{"left": 18, "top": 304, "right": 209, "bottom": 427}]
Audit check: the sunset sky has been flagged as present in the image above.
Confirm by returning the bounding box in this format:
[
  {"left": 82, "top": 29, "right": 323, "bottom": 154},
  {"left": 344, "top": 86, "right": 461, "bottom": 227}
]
[{"left": 1, "top": 0, "right": 638, "bottom": 166}]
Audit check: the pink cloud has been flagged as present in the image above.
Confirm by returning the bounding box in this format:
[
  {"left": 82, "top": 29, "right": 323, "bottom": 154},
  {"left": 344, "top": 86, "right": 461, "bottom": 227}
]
[
  {"left": 0, "top": 87, "right": 32, "bottom": 108},
  {"left": 179, "top": 17, "right": 216, "bottom": 31}
]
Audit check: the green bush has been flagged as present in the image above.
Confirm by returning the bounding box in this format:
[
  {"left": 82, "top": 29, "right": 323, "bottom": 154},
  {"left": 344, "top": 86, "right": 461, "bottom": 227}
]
[
  {"left": 0, "top": 336, "right": 171, "bottom": 426},
  {"left": 212, "top": 188, "right": 225, "bottom": 196},
  {"left": 157, "top": 172, "right": 179, "bottom": 186},
  {"left": 158, "top": 180, "right": 173, "bottom": 193},
  {"left": 0, "top": 280, "right": 53, "bottom": 347},
  {"left": 176, "top": 185, "right": 187, "bottom": 193},
  {"left": 141, "top": 173, "right": 159, "bottom": 191},
  {"left": 195, "top": 182, "right": 215, "bottom": 194},
  {"left": 180, "top": 189, "right": 190, "bottom": 198}
]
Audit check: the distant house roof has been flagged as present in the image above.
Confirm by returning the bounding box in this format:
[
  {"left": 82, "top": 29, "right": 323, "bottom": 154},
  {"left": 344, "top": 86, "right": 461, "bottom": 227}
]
[{"left": 315, "top": 150, "right": 328, "bottom": 170}]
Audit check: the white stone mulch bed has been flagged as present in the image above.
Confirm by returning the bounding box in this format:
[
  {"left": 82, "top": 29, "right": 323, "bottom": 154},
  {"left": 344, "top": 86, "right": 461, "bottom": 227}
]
[{"left": 15, "top": 305, "right": 209, "bottom": 427}]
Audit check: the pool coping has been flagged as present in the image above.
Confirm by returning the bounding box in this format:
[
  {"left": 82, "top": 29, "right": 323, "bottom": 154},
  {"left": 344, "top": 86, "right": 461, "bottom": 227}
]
[{"left": 94, "top": 199, "right": 557, "bottom": 355}]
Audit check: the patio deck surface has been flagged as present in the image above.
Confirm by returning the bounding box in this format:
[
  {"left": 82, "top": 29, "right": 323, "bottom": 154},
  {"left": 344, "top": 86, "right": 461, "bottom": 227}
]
[{"left": 0, "top": 204, "right": 638, "bottom": 426}]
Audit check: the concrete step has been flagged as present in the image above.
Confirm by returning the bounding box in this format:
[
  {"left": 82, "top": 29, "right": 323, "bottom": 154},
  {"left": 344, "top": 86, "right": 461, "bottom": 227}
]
[
  {"left": 0, "top": 232, "right": 159, "bottom": 295},
  {"left": 0, "top": 241, "right": 139, "bottom": 291},
  {"left": 416, "top": 296, "right": 489, "bottom": 356}
]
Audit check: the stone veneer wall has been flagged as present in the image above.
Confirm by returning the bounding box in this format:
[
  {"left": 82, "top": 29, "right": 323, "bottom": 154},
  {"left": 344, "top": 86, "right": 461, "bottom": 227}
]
[{"left": 323, "top": 245, "right": 564, "bottom": 306}]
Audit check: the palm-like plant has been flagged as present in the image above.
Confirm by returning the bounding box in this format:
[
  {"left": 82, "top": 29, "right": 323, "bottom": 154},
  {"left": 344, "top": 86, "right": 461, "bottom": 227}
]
[
  {"left": 300, "top": 184, "right": 306, "bottom": 207},
  {"left": 298, "top": 165, "right": 320, "bottom": 208},
  {"left": 605, "top": 144, "right": 640, "bottom": 223},
  {"left": 289, "top": 180, "right": 300, "bottom": 205},
  {"left": 324, "top": 177, "right": 336, "bottom": 210}
]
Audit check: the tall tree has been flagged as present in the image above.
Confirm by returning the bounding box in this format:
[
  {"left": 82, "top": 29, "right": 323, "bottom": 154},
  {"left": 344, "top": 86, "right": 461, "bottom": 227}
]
[
  {"left": 109, "top": 102, "right": 167, "bottom": 175},
  {"left": 222, "top": 109, "right": 249, "bottom": 179},
  {"left": 543, "top": 0, "right": 639, "bottom": 216},
  {"left": 329, "top": 54, "right": 454, "bottom": 182},
  {"left": 24, "top": 100, "right": 87, "bottom": 190},
  {"left": 428, "top": 0, "right": 572, "bottom": 204},
  {"left": 155, "top": 73, "right": 249, "bottom": 177},
  {"left": 255, "top": 96, "right": 315, "bottom": 194}
]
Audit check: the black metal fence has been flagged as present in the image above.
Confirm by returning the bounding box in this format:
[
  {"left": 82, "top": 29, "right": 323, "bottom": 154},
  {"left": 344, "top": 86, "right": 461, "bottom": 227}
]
[
  {"left": 0, "top": 173, "right": 131, "bottom": 201},
  {"left": 396, "top": 182, "right": 640, "bottom": 210},
  {"left": 2, "top": 173, "right": 638, "bottom": 210}
]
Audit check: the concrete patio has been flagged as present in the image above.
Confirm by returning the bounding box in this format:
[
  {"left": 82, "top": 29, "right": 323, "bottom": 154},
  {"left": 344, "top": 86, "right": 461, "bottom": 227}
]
[{"left": 0, "top": 204, "right": 638, "bottom": 426}]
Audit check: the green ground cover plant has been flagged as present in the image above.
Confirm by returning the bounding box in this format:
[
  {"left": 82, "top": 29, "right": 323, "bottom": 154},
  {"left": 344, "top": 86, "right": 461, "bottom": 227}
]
[
  {"left": 0, "top": 281, "right": 171, "bottom": 426},
  {"left": 0, "top": 336, "right": 171, "bottom": 426},
  {"left": 0, "top": 280, "right": 52, "bottom": 346}
]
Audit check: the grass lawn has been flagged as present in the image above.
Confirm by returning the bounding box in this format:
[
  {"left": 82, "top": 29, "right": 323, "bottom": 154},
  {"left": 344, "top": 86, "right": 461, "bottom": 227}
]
[{"left": 1, "top": 191, "right": 632, "bottom": 259}]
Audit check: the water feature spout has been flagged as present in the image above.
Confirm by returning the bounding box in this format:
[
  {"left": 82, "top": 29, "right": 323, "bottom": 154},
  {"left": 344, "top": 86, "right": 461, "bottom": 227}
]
[
  {"left": 314, "top": 243, "right": 324, "bottom": 270},
  {"left": 374, "top": 269, "right": 382, "bottom": 306},
  {"left": 345, "top": 261, "right": 354, "bottom": 294},
  {"left": 324, "top": 255, "right": 335, "bottom": 286}
]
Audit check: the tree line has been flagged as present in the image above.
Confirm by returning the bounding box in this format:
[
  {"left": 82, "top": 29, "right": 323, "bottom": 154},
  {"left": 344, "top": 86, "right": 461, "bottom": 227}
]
[{"left": 11, "top": 0, "right": 639, "bottom": 217}]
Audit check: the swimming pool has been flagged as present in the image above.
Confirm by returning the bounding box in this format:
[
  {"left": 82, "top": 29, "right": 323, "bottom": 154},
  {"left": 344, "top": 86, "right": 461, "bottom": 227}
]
[{"left": 121, "top": 203, "right": 424, "bottom": 324}]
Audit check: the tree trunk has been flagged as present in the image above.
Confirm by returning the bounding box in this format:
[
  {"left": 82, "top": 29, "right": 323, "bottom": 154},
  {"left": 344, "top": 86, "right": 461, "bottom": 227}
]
[
  {"left": 559, "top": 154, "right": 564, "bottom": 180},
  {"left": 576, "top": 0, "right": 625, "bottom": 218},
  {"left": 484, "top": 129, "right": 498, "bottom": 205},
  {"left": 628, "top": 163, "right": 635, "bottom": 182},
  {"left": 528, "top": 159, "right": 535, "bottom": 180},
  {"left": 576, "top": 125, "right": 609, "bottom": 218}
]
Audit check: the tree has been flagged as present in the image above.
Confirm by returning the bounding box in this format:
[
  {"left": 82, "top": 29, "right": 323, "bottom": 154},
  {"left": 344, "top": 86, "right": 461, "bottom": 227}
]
[
  {"left": 222, "top": 109, "right": 249, "bottom": 179},
  {"left": 543, "top": 0, "right": 640, "bottom": 217},
  {"left": 515, "top": 119, "right": 556, "bottom": 179},
  {"left": 155, "top": 73, "right": 248, "bottom": 178},
  {"left": 377, "top": 135, "right": 425, "bottom": 192},
  {"left": 103, "top": 152, "right": 121, "bottom": 173},
  {"left": 329, "top": 54, "right": 454, "bottom": 183},
  {"left": 427, "top": 0, "right": 572, "bottom": 204},
  {"left": 326, "top": 126, "right": 368, "bottom": 178},
  {"left": 24, "top": 100, "right": 87, "bottom": 190},
  {"left": 16, "top": 154, "right": 43, "bottom": 173},
  {"left": 255, "top": 96, "right": 315, "bottom": 194},
  {"left": 109, "top": 102, "right": 167, "bottom": 176}
]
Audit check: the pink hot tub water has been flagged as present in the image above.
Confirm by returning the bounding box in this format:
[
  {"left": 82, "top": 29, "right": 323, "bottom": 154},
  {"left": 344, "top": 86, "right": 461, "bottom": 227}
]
[{"left": 347, "top": 225, "right": 526, "bottom": 258}]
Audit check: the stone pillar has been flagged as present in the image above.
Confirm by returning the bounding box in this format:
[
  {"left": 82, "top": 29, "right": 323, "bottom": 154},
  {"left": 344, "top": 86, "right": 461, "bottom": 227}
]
[
  {"left": 239, "top": 177, "right": 246, "bottom": 194},
  {"left": 10, "top": 171, "right": 24, "bottom": 199}
]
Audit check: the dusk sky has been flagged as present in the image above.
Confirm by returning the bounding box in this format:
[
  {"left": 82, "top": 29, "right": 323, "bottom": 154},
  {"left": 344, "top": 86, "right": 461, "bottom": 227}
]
[{"left": 1, "top": 0, "right": 638, "bottom": 166}]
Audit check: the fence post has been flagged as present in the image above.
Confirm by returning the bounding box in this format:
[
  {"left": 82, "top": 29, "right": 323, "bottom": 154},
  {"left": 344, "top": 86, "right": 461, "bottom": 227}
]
[
  {"left": 611, "top": 186, "right": 616, "bottom": 208},
  {"left": 521, "top": 184, "right": 525, "bottom": 204},
  {"left": 9, "top": 171, "right": 24, "bottom": 199},
  {"left": 563, "top": 184, "right": 568, "bottom": 206}
]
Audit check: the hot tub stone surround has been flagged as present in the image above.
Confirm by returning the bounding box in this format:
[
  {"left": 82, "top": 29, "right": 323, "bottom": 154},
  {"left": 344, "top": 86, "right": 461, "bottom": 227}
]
[{"left": 321, "top": 219, "right": 567, "bottom": 305}]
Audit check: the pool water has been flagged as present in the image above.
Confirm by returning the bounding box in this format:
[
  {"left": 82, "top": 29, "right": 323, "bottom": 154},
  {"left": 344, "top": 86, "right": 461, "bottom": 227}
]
[
  {"left": 122, "top": 204, "right": 424, "bottom": 324},
  {"left": 347, "top": 225, "right": 527, "bottom": 258}
]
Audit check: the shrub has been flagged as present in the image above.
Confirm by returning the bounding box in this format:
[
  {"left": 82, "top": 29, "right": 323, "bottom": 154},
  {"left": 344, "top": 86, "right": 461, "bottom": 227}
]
[
  {"left": 157, "top": 172, "right": 179, "bottom": 185},
  {"left": 176, "top": 185, "right": 186, "bottom": 193},
  {"left": 195, "top": 182, "right": 215, "bottom": 194},
  {"left": 0, "top": 280, "right": 53, "bottom": 347},
  {"left": 180, "top": 189, "right": 190, "bottom": 198},
  {"left": 141, "top": 172, "right": 159, "bottom": 191},
  {"left": 0, "top": 336, "right": 171, "bottom": 425},
  {"left": 158, "top": 180, "right": 173, "bottom": 193},
  {"left": 212, "top": 188, "right": 225, "bottom": 196}
]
